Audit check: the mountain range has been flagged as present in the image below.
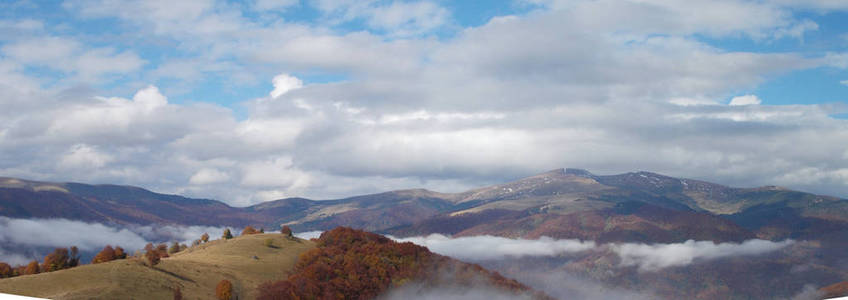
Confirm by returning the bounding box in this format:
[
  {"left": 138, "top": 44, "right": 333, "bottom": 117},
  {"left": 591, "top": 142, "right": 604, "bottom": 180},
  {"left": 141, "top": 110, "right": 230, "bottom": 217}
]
[
  {"left": 2, "top": 168, "right": 848, "bottom": 299},
  {"left": 3, "top": 168, "right": 847, "bottom": 244}
]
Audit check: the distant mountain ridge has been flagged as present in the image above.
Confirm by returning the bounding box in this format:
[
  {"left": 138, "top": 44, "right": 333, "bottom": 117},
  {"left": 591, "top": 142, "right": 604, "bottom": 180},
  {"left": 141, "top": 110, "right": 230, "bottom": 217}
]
[
  {"left": 4, "top": 170, "right": 848, "bottom": 299},
  {"left": 2, "top": 169, "right": 847, "bottom": 244}
]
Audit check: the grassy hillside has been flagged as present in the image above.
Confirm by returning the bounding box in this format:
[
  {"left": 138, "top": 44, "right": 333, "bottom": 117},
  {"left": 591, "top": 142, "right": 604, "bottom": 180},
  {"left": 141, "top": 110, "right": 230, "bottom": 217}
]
[{"left": 0, "top": 233, "right": 315, "bottom": 299}]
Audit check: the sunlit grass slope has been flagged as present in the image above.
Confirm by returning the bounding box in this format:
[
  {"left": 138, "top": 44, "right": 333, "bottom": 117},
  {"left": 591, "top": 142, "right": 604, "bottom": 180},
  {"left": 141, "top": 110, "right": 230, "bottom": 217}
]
[{"left": 0, "top": 233, "right": 315, "bottom": 299}]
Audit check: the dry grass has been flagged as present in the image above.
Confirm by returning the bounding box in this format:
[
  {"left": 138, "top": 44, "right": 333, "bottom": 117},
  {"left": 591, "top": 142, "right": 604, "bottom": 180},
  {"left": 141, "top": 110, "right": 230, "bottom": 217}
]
[{"left": 0, "top": 233, "right": 315, "bottom": 299}]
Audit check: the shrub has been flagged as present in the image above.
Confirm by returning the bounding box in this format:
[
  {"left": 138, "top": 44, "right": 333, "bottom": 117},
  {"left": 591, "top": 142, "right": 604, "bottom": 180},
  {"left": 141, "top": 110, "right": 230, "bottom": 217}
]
[
  {"left": 241, "top": 226, "right": 259, "bottom": 235},
  {"left": 143, "top": 243, "right": 168, "bottom": 266},
  {"left": 145, "top": 248, "right": 161, "bottom": 266},
  {"left": 222, "top": 229, "right": 233, "bottom": 240},
  {"left": 169, "top": 242, "right": 181, "bottom": 254},
  {"left": 216, "top": 279, "right": 233, "bottom": 300},
  {"left": 280, "top": 226, "right": 293, "bottom": 238},
  {"left": 201, "top": 233, "right": 210, "bottom": 243}
]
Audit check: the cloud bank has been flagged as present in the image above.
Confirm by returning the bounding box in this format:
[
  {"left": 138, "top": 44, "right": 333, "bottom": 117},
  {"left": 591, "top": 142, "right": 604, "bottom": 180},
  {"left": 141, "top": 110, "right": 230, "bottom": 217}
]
[
  {"left": 0, "top": 217, "right": 230, "bottom": 264},
  {"left": 392, "top": 234, "right": 595, "bottom": 261},
  {"left": 394, "top": 234, "right": 794, "bottom": 272},
  {"left": 611, "top": 239, "right": 795, "bottom": 271}
]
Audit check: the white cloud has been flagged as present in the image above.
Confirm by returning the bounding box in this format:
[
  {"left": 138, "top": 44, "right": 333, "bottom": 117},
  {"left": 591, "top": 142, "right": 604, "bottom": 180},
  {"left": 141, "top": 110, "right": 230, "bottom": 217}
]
[
  {"left": 270, "top": 73, "right": 303, "bottom": 98},
  {"left": 1, "top": 1, "right": 848, "bottom": 205},
  {"left": 0, "top": 217, "right": 233, "bottom": 264},
  {"left": 840, "top": 80, "right": 848, "bottom": 86},
  {"left": 252, "top": 0, "right": 298, "bottom": 11},
  {"left": 58, "top": 144, "right": 114, "bottom": 170},
  {"left": 392, "top": 234, "right": 595, "bottom": 261},
  {"left": 312, "top": 0, "right": 448, "bottom": 36},
  {"left": 0, "top": 217, "right": 150, "bottom": 252},
  {"left": 189, "top": 168, "right": 230, "bottom": 185},
  {"left": 611, "top": 239, "right": 794, "bottom": 271},
  {"left": 367, "top": 1, "right": 449, "bottom": 37},
  {"left": 294, "top": 231, "right": 323, "bottom": 240},
  {"left": 0, "top": 36, "right": 143, "bottom": 81},
  {"left": 393, "top": 235, "right": 795, "bottom": 274},
  {"left": 729, "top": 94, "right": 763, "bottom": 106}
]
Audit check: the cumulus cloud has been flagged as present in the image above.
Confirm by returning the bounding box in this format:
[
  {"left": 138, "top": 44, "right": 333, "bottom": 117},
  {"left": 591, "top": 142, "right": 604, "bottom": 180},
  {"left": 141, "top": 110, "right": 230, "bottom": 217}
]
[
  {"left": 611, "top": 239, "right": 794, "bottom": 271},
  {"left": 841, "top": 80, "right": 848, "bottom": 86},
  {"left": 0, "top": 0, "right": 847, "bottom": 206},
  {"left": 392, "top": 234, "right": 595, "bottom": 261},
  {"left": 270, "top": 73, "right": 304, "bottom": 98}
]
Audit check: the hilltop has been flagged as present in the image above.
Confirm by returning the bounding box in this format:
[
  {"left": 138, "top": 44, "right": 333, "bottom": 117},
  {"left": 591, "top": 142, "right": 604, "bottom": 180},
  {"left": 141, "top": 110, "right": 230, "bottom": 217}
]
[{"left": 0, "top": 233, "right": 314, "bottom": 299}]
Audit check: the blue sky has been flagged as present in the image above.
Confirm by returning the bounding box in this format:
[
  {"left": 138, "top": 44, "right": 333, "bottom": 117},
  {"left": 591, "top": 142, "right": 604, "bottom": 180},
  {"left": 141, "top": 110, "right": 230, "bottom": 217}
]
[
  {"left": 2, "top": 0, "right": 848, "bottom": 205},
  {"left": 5, "top": 0, "right": 843, "bottom": 108}
]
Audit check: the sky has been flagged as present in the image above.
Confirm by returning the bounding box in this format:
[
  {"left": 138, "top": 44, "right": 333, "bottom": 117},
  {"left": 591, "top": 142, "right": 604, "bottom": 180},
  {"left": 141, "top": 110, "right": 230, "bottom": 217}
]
[{"left": 0, "top": 0, "right": 847, "bottom": 206}]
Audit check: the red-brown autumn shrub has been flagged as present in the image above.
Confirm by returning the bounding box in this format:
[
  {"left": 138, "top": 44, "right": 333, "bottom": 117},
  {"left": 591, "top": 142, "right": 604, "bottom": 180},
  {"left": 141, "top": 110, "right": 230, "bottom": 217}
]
[{"left": 216, "top": 279, "right": 233, "bottom": 300}]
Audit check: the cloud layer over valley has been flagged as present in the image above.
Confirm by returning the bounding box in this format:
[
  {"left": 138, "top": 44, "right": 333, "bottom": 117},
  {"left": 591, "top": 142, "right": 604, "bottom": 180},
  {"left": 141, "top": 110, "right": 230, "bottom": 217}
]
[
  {"left": 392, "top": 234, "right": 595, "bottom": 260},
  {"left": 392, "top": 234, "right": 793, "bottom": 271},
  {"left": 0, "top": 217, "right": 229, "bottom": 265}
]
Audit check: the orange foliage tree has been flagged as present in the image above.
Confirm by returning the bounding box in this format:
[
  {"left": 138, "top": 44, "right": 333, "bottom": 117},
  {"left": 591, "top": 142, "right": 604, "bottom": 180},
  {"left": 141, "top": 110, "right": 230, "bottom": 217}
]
[
  {"left": 0, "top": 262, "right": 11, "bottom": 278},
  {"left": 143, "top": 243, "right": 169, "bottom": 266},
  {"left": 114, "top": 246, "right": 127, "bottom": 259},
  {"left": 216, "top": 279, "right": 233, "bottom": 300},
  {"left": 24, "top": 260, "right": 39, "bottom": 275},
  {"left": 43, "top": 247, "right": 79, "bottom": 272},
  {"left": 92, "top": 245, "right": 116, "bottom": 264},
  {"left": 201, "top": 232, "right": 210, "bottom": 243}
]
